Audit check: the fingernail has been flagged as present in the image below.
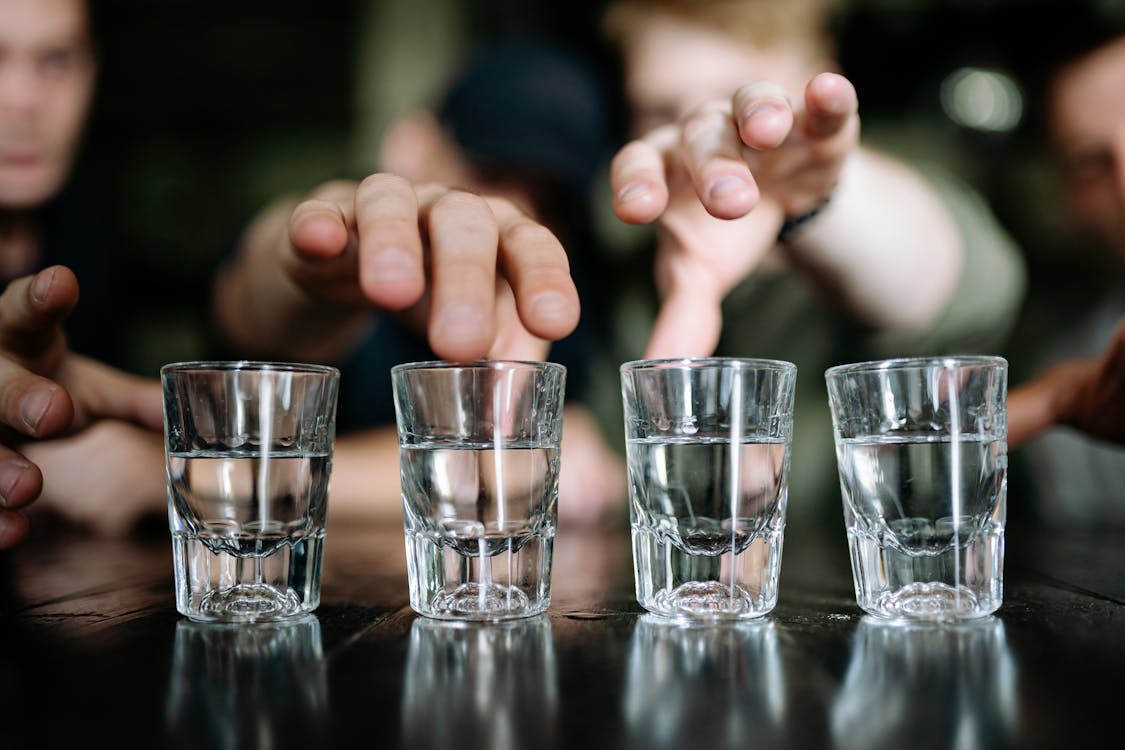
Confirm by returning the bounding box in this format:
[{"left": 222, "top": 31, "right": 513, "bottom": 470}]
[
  {"left": 707, "top": 176, "right": 752, "bottom": 202},
  {"left": 437, "top": 304, "right": 487, "bottom": 341},
  {"left": 368, "top": 248, "right": 416, "bottom": 283},
  {"left": 617, "top": 182, "right": 649, "bottom": 203},
  {"left": 30, "top": 268, "right": 54, "bottom": 303},
  {"left": 531, "top": 291, "right": 572, "bottom": 322},
  {"left": 0, "top": 461, "right": 31, "bottom": 507},
  {"left": 20, "top": 386, "right": 56, "bottom": 433},
  {"left": 745, "top": 102, "right": 785, "bottom": 122}
]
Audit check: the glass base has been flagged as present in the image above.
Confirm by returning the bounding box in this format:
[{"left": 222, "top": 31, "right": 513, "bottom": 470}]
[
  {"left": 427, "top": 583, "right": 536, "bottom": 620},
  {"left": 173, "top": 531, "right": 324, "bottom": 623},
  {"left": 862, "top": 582, "right": 994, "bottom": 622},
  {"left": 632, "top": 525, "right": 782, "bottom": 621},
  {"left": 405, "top": 529, "right": 553, "bottom": 622},
  {"left": 649, "top": 581, "right": 767, "bottom": 620},
  {"left": 196, "top": 583, "right": 303, "bottom": 621},
  {"left": 847, "top": 527, "right": 1003, "bottom": 622}
]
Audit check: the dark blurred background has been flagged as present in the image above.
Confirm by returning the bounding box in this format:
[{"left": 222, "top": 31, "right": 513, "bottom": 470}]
[{"left": 78, "top": 0, "right": 1120, "bottom": 375}]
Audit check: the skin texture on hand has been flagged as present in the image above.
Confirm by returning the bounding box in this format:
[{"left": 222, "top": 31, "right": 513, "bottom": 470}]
[
  {"left": 215, "top": 175, "right": 582, "bottom": 364},
  {"left": 0, "top": 265, "right": 163, "bottom": 547},
  {"left": 1008, "top": 318, "right": 1125, "bottom": 448},
  {"left": 609, "top": 73, "right": 859, "bottom": 358}
]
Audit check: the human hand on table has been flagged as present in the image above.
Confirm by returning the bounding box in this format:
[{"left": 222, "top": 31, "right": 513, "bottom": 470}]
[
  {"left": 25, "top": 420, "right": 166, "bottom": 537},
  {"left": 216, "top": 175, "right": 581, "bottom": 363},
  {"left": 609, "top": 73, "right": 859, "bottom": 358},
  {"left": 1009, "top": 317, "right": 1125, "bottom": 448},
  {"left": 0, "top": 266, "right": 163, "bottom": 547}
]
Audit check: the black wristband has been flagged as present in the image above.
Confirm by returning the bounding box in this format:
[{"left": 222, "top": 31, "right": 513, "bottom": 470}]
[{"left": 778, "top": 194, "right": 831, "bottom": 243}]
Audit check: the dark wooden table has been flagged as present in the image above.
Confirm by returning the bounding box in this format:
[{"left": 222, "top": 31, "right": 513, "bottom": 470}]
[{"left": 1, "top": 510, "right": 1121, "bottom": 749}]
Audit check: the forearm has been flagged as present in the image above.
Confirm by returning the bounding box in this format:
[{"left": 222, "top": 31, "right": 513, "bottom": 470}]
[
  {"left": 783, "top": 147, "right": 963, "bottom": 332},
  {"left": 212, "top": 196, "right": 374, "bottom": 361}
]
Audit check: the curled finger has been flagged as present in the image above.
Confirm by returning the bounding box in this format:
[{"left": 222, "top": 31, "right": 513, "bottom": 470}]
[
  {"left": 610, "top": 135, "right": 672, "bottom": 224},
  {"left": 0, "top": 356, "right": 74, "bottom": 440},
  {"left": 354, "top": 173, "right": 427, "bottom": 310},
  {"left": 678, "top": 105, "right": 759, "bottom": 220},
  {"left": 421, "top": 189, "right": 499, "bottom": 361},
  {"left": 0, "top": 442, "right": 43, "bottom": 510},
  {"left": 489, "top": 197, "right": 580, "bottom": 343}
]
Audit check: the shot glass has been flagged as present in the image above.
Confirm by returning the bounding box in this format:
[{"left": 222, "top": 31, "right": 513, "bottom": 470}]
[
  {"left": 391, "top": 360, "right": 566, "bottom": 620},
  {"left": 621, "top": 358, "right": 797, "bottom": 619},
  {"left": 162, "top": 361, "right": 339, "bottom": 622},
  {"left": 825, "top": 356, "right": 1008, "bottom": 621}
]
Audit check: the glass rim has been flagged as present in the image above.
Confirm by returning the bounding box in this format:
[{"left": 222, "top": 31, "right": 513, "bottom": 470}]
[
  {"left": 620, "top": 356, "right": 796, "bottom": 374},
  {"left": 825, "top": 355, "right": 1007, "bottom": 380},
  {"left": 390, "top": 359, "right": 566, "bottom": 375},
  {"left": 160, "top": 360, "right": 340, "bottom": 377}
]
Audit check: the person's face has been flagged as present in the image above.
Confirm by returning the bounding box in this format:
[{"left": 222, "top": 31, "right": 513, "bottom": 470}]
[
  {"left": 0, "top": 0, "right": 94, "bottom": 210},
  {"left": 621, "top": 14, "right": 815, "bottom": 136},
  {"left": 1049, "top": 36, "right": 1125, "bottom": 260}
]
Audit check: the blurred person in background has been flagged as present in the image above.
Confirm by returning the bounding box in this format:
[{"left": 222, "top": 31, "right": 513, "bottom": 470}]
[
  {"left": 213, "top": 37, "right": 627, "bottom": 527},
  {"left": 217, "top": 0, "right": 1029, "bottom": 534},
  {"left": 0, "top": 0, "right": 168, "bottom": 543},
  {"left": 581, "top": 0, "right": 1027, "bottom": 530},
  {"left": 2, "top": 2, "right": 591, "bottom": 545},
  {"left": 1005, "top": 4, "right": 1125, "bottom": 524}
]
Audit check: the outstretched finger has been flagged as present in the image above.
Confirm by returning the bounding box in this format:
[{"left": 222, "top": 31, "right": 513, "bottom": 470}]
[
  {"left": 678, "top": 105, "right": 759, "bottom": 220},
  {"left": 489, "top": 197, "right": 580, "bottom": 344},
  {"left": 799, "top": 72, "right": 858, "bottom": 140},
  {"left": 420, "top": 188, "right": 500, "bottom": 361},
  {"left": 732, "top": 81, "right": 795, "bottom": 150},
  {"left": 611, "top": 133, "right": 673, "bottom": 224},
  {"left": 354, "top": 173, "right": 427, "bottom": 311},
  {"left": 0, "top": 265, "right": 78, "bottom": 364}
]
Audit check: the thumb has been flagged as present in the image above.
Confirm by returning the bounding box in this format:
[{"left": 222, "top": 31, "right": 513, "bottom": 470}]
[
  {"left": 487, "top": 281, "right": 551, "bottom": 362},
  {"left": 644, "top": 253, "right": 723, "bottom": 359}
]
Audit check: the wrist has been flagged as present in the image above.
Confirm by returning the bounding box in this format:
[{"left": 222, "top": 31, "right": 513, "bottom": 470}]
[{"left": 777, "top": 193, "right": 833, "bottom": 243}]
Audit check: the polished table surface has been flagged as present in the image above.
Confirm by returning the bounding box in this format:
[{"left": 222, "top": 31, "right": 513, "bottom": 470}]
[{"left": 1, "top": 511, "right": 1122, "bottom": 749}]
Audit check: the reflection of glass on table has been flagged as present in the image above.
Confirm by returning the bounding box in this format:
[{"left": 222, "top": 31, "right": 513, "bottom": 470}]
[
  {"left": 402, "top": 615, "right": 557, "bottom": 749},
  {"left": 831, "top": 616, "right": 1017, "bottom": 750},
  {"left": 166, "top": 615, "right": 328, "bottom": 749},
  {"left": 624, "top": 615, "right": 786, "bottom": 750}
]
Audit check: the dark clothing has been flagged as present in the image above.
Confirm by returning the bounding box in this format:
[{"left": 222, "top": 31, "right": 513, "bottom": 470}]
[{"left": 2, "top": 186, "right": 126, "bottom": 367}]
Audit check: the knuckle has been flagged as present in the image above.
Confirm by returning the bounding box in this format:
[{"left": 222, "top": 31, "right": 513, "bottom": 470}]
[
  {"left": 503, "top": 220, "right": 559, "bottom": 251},
  {"left": 431, "top": 190, "right": 491, "bottom": 220},
  {"left": 358, "top": 172, "right": 410, "bottom": 195}
]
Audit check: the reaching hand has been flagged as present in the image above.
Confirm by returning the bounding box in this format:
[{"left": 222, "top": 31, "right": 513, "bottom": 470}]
[
  {"left": 0, "top": 266, "right": 163, "bottom": 547},
  {"left": 609, "top": 73, "right": 860, "bottom": 358},
  {"left": 220, "top": 175, "right": 582, "bottom": 363},
  {"left": 1009, "top": 317, "right": 1125, "bottom": 448}
]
